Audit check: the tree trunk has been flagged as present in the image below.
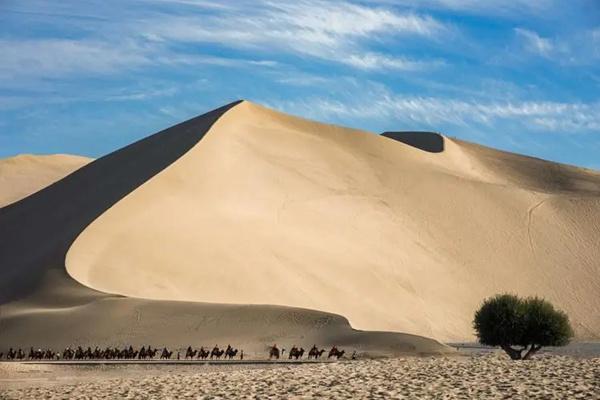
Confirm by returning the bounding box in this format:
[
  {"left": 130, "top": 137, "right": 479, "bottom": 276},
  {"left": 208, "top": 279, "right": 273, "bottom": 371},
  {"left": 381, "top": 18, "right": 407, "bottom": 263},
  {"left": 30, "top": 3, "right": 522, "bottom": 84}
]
[
  {"left": 522, "top": 344, "right": 542, "bottom": 360},
  {"left": 500, "top": 345, "right": 523, "bottom": 360}
]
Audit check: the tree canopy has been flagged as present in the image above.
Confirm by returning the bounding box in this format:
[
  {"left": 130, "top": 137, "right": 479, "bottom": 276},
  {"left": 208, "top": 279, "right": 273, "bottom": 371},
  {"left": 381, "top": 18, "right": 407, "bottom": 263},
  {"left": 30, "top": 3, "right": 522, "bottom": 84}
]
[{"left": 473, "top": 294, "right": 573, "bottom": 360}]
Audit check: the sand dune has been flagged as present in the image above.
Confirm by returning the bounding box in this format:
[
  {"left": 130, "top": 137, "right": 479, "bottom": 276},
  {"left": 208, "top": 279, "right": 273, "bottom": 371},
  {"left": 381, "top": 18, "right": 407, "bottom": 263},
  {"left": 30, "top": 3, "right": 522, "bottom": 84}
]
[
  {"left": 0, "top": 101, "right": 448, "bottom": 356},
  {"left": 63, "top": 101, "right": 600, "bottom": 341},
  {"left": 0, "top": 154, "right": 91, "bottom": 207},
  {"left": 1, "top": 100, "right": 598, "bottom": 353}
]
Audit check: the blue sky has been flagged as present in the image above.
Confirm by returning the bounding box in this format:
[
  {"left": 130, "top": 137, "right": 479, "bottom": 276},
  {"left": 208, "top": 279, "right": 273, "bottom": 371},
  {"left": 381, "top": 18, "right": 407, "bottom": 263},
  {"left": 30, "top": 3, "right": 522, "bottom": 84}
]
[{"left": 1, "top": 1, "right": 599, "bottom": 169}]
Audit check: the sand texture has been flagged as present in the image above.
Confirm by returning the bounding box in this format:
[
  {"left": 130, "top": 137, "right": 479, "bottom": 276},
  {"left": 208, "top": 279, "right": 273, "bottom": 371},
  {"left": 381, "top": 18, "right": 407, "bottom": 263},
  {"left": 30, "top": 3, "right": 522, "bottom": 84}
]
[
  {"left": 0, "top": 154, "right": 90, "bottom": 207},
  {"left": 1, "top": 100, "right": 599, "bottom": 353},
  {"left": 2, "top": 353, "right": 599, "bottom": 399}
]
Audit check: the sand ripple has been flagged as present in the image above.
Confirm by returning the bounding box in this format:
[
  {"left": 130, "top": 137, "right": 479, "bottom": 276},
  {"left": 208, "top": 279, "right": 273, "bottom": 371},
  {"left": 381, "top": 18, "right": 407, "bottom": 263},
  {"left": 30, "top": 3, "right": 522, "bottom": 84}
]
[{"left": 2, "top": 353, "right": 599, "bottom": 399}]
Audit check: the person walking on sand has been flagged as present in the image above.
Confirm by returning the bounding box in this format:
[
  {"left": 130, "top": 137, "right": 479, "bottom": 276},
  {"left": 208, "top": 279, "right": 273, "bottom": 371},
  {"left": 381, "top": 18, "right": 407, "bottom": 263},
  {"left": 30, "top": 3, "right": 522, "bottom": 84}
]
[{"left": 240, "top": 350, "right": 244, "bottom": 360}]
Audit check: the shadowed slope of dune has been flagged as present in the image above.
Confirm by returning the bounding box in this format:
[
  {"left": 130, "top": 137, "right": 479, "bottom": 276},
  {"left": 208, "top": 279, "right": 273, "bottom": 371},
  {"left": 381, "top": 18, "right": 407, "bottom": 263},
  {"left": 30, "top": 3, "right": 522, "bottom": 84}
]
[
  {"left": 382, "top": 131, "right": 444, "bottom": 153},
  {"left": 0, "top": 154, "right": 91, "bottom": 207},
  {"left": 0, "top": 101, "right": 240, "bottom": 303},
  {"left": 65, "top": 101, "right": 600, "bottom": 342},
  {"left": 0, "top": 100, "right": 449, "bottom": 356}
]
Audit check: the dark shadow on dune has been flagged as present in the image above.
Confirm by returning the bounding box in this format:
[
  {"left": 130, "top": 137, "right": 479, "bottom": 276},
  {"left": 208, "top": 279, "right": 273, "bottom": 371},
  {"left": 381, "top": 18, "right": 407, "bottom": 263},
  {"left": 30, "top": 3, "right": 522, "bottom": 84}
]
[
  {"left": 0, "top": 100, "right": 241, "bottom": 304},
  {"left": 381, "top": 131, "right": 444, "bottom": 153}
]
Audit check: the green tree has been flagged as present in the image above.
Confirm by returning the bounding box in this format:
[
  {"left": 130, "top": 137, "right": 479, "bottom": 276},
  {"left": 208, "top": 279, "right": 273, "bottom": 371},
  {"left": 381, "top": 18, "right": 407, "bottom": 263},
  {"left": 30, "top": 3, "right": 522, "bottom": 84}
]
[{"left": 473, "top": 294, "right": 573, "bottom": 360}]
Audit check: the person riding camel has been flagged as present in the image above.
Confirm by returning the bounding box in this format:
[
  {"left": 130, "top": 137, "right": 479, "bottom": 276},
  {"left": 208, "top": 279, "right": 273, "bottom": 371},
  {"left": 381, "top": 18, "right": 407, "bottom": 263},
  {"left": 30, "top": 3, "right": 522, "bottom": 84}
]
[{"left": 269, "top": 344, "right": 279, "bottom": 359}]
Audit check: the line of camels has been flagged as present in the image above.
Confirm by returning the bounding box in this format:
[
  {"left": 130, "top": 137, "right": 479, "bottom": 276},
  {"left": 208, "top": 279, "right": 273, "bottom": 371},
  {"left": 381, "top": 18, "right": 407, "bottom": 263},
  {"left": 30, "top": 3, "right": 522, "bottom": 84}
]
[
  {"left": 269, "top": 345, "right": 347, "bottom": 360},
  {"left": 2, "top": 344, "right": 350, "bottom": 361}
]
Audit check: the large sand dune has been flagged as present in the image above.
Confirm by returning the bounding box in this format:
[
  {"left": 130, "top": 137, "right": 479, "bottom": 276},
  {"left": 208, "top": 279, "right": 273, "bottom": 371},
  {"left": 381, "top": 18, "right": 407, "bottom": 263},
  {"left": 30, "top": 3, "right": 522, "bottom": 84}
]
[
  {"left": 66, "top": 101, "right": 600, "bottom": 341},
  {"left": 0, "top": 101, "right": 449, "bottom": 356},
  {"left": 1, "top": 100, "right": 598, "bottom": 353}
]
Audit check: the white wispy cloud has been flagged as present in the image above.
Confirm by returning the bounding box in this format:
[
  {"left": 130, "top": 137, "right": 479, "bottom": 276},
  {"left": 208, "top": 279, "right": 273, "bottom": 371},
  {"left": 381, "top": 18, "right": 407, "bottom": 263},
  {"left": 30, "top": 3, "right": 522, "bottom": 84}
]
[
  {"left": 344, "top": 53, "right": 445, "bottom": 71},
  {"left": 372, "top": 0, "right": 558, "bottom": 17},
  {"left": 105, "top": 87, "right": 179, "bottom": 101},
  {"left": 0, "top": 39, "right": 150, "bottom": 79},
  {"left": 139, "top": 0, "right": 449, "bottom": 71},
  {"left": 0, "top": 0, "right": 449, "bottom": 81},
  {"left": 268, "top": 81, "right": 600, "bottom": 134},
  {"left": 0, "top": 37, "right": 279, "bottom": 82},
  {"left": 513, "top": 26, "right": 600, "bottom": 65},
  {"left": 515, "top": 28, "right": 554, "bottom": 56}
]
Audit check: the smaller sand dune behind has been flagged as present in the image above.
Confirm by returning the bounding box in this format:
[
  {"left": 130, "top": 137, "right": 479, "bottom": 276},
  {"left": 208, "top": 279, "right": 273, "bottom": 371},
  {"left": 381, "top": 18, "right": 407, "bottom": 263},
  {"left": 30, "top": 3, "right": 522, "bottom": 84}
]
[{"left": 0, "top": 154, "right": 92, "bottom": 207}]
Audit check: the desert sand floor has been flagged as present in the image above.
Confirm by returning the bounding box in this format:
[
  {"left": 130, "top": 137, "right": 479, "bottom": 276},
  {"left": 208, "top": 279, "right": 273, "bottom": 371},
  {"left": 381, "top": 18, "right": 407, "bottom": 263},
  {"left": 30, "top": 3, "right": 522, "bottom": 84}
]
[{"left": 2, "top": 353, "right": 599, "bottom": 399}]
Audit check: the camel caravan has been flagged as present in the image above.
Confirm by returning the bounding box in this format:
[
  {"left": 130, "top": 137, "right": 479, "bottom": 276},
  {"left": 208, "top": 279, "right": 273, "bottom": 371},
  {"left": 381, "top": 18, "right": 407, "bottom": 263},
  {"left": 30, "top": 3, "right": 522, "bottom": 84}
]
[
  {"left": 2, "top": 344, "right": 351, "bottom": 362},
  {"left": 268, "top": 345, "right": 348, "bottom": 360},
  {"left": 185, "top": 345, "right": 239, "bottom": 360},
  {"left": 3, "top": 346, "right": 168, "bottom": 361}
]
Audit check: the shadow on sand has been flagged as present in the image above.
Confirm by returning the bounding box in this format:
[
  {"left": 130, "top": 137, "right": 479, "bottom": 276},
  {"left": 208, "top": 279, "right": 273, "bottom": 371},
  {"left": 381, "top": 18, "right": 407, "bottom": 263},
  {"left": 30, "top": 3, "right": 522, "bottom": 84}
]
[{"left": 381, "top": 131, "right": 444, "bottom": 153}]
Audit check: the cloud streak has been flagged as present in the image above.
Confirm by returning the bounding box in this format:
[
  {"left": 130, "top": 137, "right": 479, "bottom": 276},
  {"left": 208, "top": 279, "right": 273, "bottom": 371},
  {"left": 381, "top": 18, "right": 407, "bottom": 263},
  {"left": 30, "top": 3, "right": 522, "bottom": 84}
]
[
  {"left": 515, "top": 28, "right": 554, "bottom": 57},
  {"left": 269, "top": 83, "right": 600, "bottom": 134},
  {"left": 0, "top": 39, "right": 150, "bottom": 80},
  {"left": 139, "top": 0, "right": 449, "bottom": 71}
]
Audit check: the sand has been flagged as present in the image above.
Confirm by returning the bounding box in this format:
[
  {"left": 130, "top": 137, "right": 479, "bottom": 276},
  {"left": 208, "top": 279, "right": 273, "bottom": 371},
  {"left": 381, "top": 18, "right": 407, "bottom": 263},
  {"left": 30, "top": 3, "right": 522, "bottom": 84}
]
[
  {"left": 2, "top": 353, "right": 599, "bottom": 399},
  {"left": 0, "top": 101, "right": 448, "bottom": 356},
  {"left": 65, "top": 101, "right": 600, "bottom": 341},
  {"left": 0, "top": 154, "right": 90, "bottom": 207}
]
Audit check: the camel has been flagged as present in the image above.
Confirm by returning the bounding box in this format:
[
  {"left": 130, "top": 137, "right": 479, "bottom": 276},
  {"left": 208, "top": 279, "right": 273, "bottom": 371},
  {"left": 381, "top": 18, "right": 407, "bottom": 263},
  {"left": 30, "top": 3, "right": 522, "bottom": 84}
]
[
  {"left": 160, "top": 348, "right": 173, "bottom": 359},
  {"left": 210, "top": 346, "right": 224, "bottom": 359},
  {"left": 268, "top": 345, "right": 280, "bottom": 359},
  {"left": 289, "top": 346, "right": 305, "bottom": 360},
  {"left": 62, "top": 347, "right": 74, "bottom": 360},
  {"left": 225, "top": 347, "right": 238, "bottom": 359},
  {"left": 198, "top": 347, "right": 210, "bottom": 359},
  {"left": 185, "top": 346, "right": 197, "bottom": 359},
  {"left": 308, "top": 345, "right": 326, "bottom": 359},
  {"left": 147, "top": 346, "right": 157, "bottom": 359},
  {"left": 328, "top": 346, "right": 345, "bottom": 359}
]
